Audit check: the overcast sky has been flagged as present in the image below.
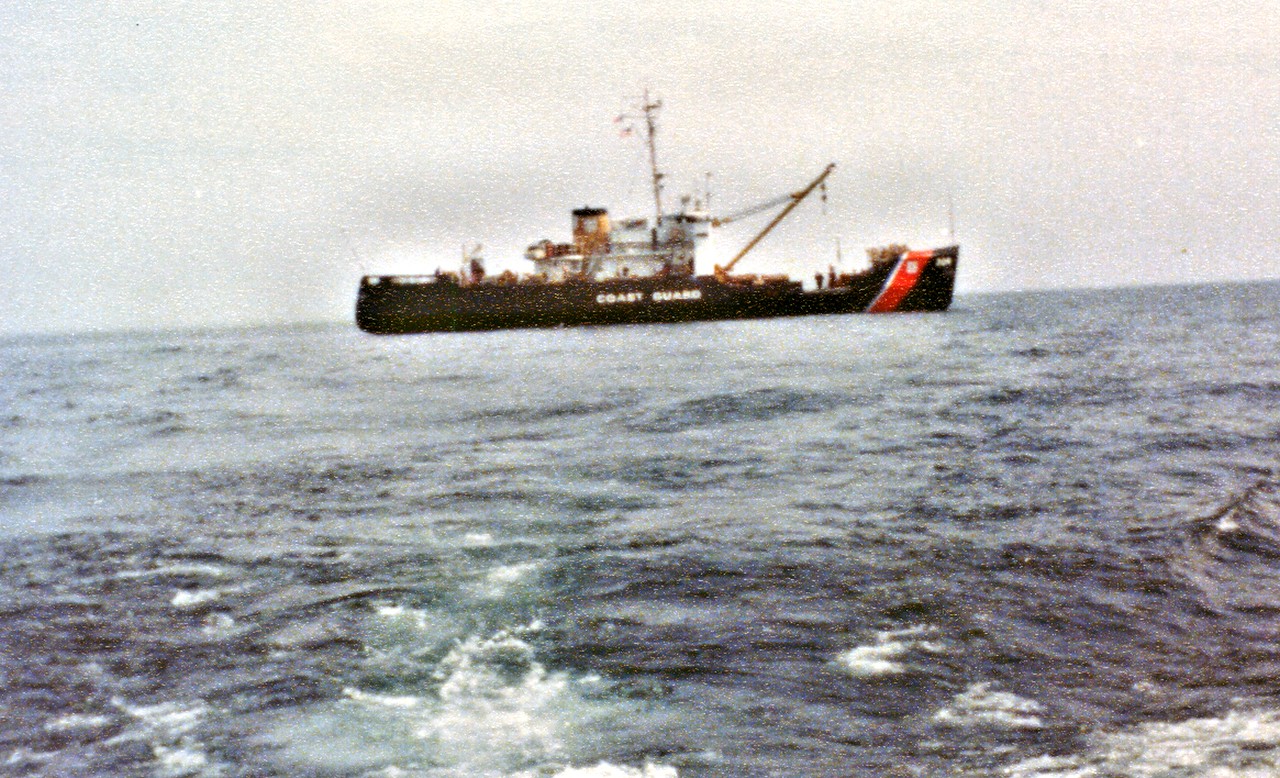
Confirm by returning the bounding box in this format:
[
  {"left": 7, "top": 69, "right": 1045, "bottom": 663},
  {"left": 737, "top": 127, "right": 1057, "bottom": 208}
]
[{"left": 2, "top": 1, "right": 1277, "bottom": 335}]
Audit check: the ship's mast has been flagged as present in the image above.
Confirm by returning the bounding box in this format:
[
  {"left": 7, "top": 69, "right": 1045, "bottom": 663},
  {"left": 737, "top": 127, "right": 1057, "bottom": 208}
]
[
  {"left": 640, "top": 89, "right": 664, "bottom": 226},
  {"left": 947, "top": 185, "right": 956, "bottom": 243},
  {"left": 617, "top": 89, "right": 667, "bottom": 226}
]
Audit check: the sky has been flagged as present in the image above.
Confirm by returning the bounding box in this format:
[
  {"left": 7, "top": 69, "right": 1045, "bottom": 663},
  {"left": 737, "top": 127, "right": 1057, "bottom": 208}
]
[{"left": 2, "top": 0, "right": 1278, "bottom": 335}]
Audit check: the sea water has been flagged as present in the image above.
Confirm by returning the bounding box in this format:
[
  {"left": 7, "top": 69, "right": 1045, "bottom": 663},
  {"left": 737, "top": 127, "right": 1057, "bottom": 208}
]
[{"left": 3, "top": 281, "right": 1280, "bottom": 777}]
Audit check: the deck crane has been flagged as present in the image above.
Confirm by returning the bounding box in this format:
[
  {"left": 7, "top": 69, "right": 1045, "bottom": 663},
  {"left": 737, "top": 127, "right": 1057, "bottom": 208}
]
[
  {"left": 710, "top": 193, "right": 797, "bottom": 227},
  {"left": 713, "top": 163, "right": 836, "bottom": 280}
]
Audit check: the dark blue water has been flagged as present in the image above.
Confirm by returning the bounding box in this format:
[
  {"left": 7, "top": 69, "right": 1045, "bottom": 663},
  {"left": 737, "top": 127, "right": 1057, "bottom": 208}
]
[{"left": 4, "top": 282, "right": 1280, "bottom": 777}]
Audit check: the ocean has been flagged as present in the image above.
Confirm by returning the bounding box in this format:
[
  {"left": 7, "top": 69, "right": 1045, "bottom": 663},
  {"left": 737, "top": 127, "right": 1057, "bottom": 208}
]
[{"left": 3, "top": 280, "right": 1280, "bottom": 777}]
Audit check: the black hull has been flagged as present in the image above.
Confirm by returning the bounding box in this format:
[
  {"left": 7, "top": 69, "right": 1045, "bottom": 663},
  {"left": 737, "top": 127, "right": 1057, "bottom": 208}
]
[{"left": 356, "top": 246, "right": 957, "bottom": 335}]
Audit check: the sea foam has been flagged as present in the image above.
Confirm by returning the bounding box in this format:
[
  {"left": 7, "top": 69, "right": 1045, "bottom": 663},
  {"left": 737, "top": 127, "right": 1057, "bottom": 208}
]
[
  {"left": 837, "top": 626, "right": 945, "bottom": 677},
  {"left": 171, "top": 588, "right": 220, "bottom": 608},
  {"left": 1005, "top": 707, "right": 1280, "bottom": 777},
  {"left": 109, "top": 698, "right": 222, "bottom": 777},
  {"left": 546, "top": 761, "right": 679, "bottom": 778},
  {"left": 932, "top": 682, "right": 1044, "bottom": 730},
  {"left": 264, "top": 623, "right": 644, "bottom": 776}
]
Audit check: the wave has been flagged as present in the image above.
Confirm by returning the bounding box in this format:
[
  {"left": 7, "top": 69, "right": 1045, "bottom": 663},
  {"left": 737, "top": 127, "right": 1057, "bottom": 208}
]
[
  {"left": 257, "top": 620, "right": 680, "bottom": 778},
  {"left": 113, "top": 561, "right": 228, "bottom": 581},
  {"left": 466, "top": 398, "right": 631, "bottom": 425},
  {"left": 931, "top": 682, "right": 1046, "bottom": 730},
  {"left": 630, "top": 388, "right": 851, "bottom": 433},
  {"left": 108, "top": 698, "right": 223, "bottom": 778},
  {"left": 1005, "top": 705, "right": 1280, "bottom": 777},
  {"left": 1181, "top": 379, "right": 1280, "bottom": 403},
  {"left": 544, "top": 762, "right": 678, "bottom": 778},
  {"left": 1179, "top": 474, "right": 1280, "bottom": 617},
  {"left": 1200, "top": 476, "right": 1280, "bottom": 556},
  {"left": 190, "top": 459, "right": 414, "bottom": 509},
  {"left": 575, "top": 452, "right": 772, "bottom": 492},
  {"left": 170, "top": 588, "right": 221, "bottom": 609},
  {"left": 1, "top": 473, "right": 44, "bottom": 487},
  {"left": 836, "top": 626, "right": 947, "bottom": 678},
  {"left": 1140, "top": 428, "right": 1259, "bottom": 456},
  {"left": 977, "top": 375, "right": 1141, "bottom": 411}
]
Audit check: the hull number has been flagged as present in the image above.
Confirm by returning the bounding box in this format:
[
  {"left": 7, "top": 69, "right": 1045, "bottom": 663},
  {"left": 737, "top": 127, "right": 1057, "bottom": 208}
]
[{"left": 597, "top": 289, "right": 702, "bottom": 305}]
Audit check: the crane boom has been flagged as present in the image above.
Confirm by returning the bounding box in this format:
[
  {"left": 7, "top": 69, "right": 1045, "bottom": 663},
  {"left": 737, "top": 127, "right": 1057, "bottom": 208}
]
[
  {"left": 710, "top": 192, "right": 795, "bottom": 227},
  {"left": 716, "top": 163, "right": 836, "bottom": 278}
]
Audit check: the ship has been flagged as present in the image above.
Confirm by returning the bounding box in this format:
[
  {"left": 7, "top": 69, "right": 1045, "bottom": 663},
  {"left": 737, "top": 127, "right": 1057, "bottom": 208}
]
[{"left": 355, "top": 94, "right": 958, "bottom": 335}]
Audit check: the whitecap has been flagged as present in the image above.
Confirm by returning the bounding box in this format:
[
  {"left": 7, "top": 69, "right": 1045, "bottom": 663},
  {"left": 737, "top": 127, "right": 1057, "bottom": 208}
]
[
  {"left": 200, "top": 613, "right": 236, "bottom": 637},
  {"left": 837, "top": 625, "right": 945, "bottom": 677},
  {"left": 153, "top": 742, "right": 209, "bottom": 775},
  {"left": 108, "top": 698, "right": 223, "bottom": 777},
  {"left": 434, "top": 629, "right": 549, "bottom": 701},
  {"left": 375, "top": 604, "right": 430, "bottom": 631},
  {"left": 1003, "top": 754, "right": 1090, "bottom": 777},
  {"left": 5, "top": 748, "right": 56, "bottom": 768},
  {"left": 473, "top": 561, "right": 541, "bottom": 598},
  {"left": 260, "top": 623, "right": 652, "bottom": 777},
  {"left": 838, "top": 640, "right": 909, "bottom": 677},
  {"left": 548, "top": 761, "right": 679, "bottom": 778},
  {"left": 113, "top": 699, "right": 207, "bottom": 736},
  {"left": 116, "top": 563, "right": 227, "bottom": 580},
  {"left": 365, "top": 602, "right": 466, "bottom": 656},
  {"left": 43, "top": 713, "right": 114, "bottom": 733},
  {"left": 171, "top": 588, "right": 220, "bottom": 608},
  {"left": 1005, "top": 708, "right": 1280, "bottom": 777},
  {"left": 488, "top": 561, "right": 539, "bottom": 583},
  {"left": 343, "top": 687, "right": 423, "bottom": 709},
  {"left": 1098, "top": 708, "right": 1280, "bottom": 774},
  {"left": 933, "top": 682, "right": 1044, "bottom": 730}
]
